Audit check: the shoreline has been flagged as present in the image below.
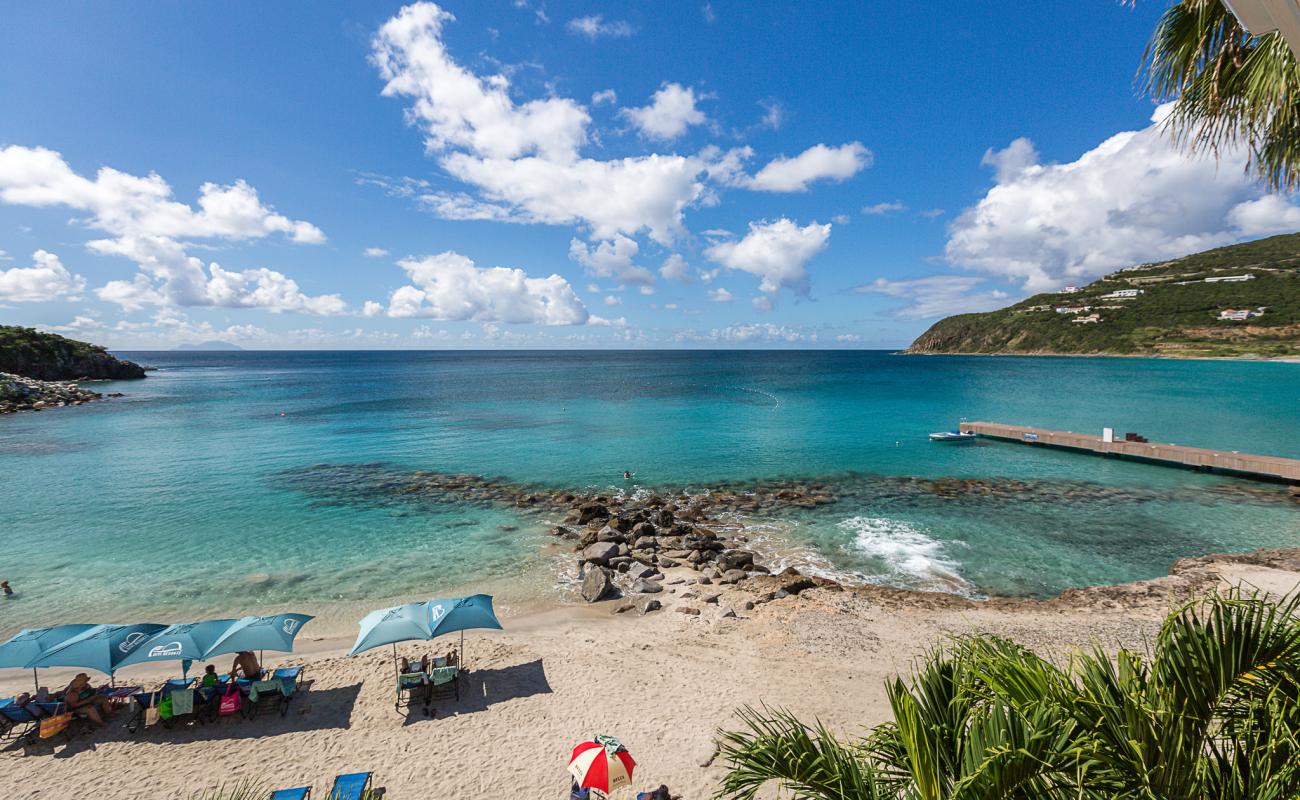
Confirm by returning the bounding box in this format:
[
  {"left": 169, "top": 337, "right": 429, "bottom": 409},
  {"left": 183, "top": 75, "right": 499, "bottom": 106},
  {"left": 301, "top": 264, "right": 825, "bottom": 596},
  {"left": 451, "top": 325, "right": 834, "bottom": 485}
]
[
  {"left": 5, "top": 543, "right": 1296, "bottom": 696},
  {"left": 3, "top": 546, "right": 1297, "bottom": 799},
  {"left": 899, "top": 349, "right": 1300, "bottom": 363}
]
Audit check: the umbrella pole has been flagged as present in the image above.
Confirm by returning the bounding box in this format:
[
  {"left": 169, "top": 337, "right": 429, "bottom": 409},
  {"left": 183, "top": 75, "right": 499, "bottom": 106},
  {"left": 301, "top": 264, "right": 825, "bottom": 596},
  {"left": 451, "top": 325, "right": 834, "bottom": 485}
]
[
  {"left": 460, "top": 630, "right": 465, "bottom": 670},
  {"left": 32, "top": 668, "right": 38, "bottom": 693},
  {"left": 392, "top": 644, "right": 399, "bottom": 682}
]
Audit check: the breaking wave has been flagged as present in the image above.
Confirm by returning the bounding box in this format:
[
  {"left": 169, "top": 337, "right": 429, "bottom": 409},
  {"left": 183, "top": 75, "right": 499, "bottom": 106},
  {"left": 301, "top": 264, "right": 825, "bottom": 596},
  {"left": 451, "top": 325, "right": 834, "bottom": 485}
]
[{"left": 839, "top": 516, "right": 974, "bottom": 595}]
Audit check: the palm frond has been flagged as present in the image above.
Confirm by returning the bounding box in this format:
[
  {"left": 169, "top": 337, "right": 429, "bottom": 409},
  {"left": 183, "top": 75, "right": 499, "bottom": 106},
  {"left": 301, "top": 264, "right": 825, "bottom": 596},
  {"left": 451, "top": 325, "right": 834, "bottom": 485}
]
[
  {"left": 1139, "top": 0, "right": 1300, "bottom": 191},
  {"left": 715, "top": 705, "right": 888, "bottom": 800}
]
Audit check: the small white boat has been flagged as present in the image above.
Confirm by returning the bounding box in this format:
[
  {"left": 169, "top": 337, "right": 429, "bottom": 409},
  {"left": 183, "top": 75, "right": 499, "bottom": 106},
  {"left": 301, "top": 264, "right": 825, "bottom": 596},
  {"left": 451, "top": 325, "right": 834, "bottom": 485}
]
[{"left": 929, "top": 430, "right": 977, "bottom": 442}]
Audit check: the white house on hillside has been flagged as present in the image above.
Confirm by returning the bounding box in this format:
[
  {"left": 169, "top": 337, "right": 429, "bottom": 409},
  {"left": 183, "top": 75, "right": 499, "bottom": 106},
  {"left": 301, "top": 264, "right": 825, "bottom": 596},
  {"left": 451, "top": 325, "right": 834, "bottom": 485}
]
[
  {"left": 1072, "top": 313, "right": 1102, "bottom": 324},
  {"left": 1218, "top": 307, "right": 1267, "bottom": 321},
  {"left": 1204, "top": 274, "right": 1256, "bottom": 283},
  {"left": 1100, "top": 289, "right": 1144, "bottom": 299},
  {"left": 1224, "top": 0, "right": 1300, "bottom": 58}
]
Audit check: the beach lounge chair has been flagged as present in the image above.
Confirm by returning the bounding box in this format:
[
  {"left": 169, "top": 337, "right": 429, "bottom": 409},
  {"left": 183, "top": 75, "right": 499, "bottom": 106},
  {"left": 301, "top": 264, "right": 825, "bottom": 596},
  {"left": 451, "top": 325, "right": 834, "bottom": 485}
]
[
  {"left": 326, "top": 772, "right": 372, "bottom": 800},
  {"left": 245, "top": 673, "right": 298, "bottom": 720},
  {"left": 395, "top": 671, "right": 428, "bottom": 714},
  {"left": 0, "top": 702, "right": 43, "bottom": 743},
  {"left": 269, "top": 788, "right": 311, "bottom": 800},
  {"left": 125, "top": 690, "right": 158, "bottom": 733},
  {"left": 427, "top": 664, "right": 460, "bottom": 704}
]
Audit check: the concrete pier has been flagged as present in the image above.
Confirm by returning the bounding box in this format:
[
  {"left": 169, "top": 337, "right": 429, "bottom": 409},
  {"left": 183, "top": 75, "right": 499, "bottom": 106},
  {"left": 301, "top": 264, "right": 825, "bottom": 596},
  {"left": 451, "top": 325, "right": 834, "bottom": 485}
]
[{"left": 959, "top": 421, "right": 1300, "bottom": 484}]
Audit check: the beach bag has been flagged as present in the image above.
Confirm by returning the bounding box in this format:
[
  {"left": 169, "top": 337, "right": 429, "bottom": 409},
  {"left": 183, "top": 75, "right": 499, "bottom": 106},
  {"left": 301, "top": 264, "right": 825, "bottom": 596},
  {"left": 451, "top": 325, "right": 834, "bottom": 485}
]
[
  {"left": 157, "top": 694, "right": 174, "bottom": 721},
  {"left": 219, "top": 683, "right": 242, "bottom": 716},
  {"left": 38, "top": 712, "right": 72, "bottom": 739}
]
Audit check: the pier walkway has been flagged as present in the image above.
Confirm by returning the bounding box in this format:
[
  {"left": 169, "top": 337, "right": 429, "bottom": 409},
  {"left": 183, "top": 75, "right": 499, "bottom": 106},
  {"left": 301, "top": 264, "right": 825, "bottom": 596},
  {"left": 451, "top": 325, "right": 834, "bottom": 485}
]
[{"left": 959, "top": 421, "right": 1300, "bottom": 484}]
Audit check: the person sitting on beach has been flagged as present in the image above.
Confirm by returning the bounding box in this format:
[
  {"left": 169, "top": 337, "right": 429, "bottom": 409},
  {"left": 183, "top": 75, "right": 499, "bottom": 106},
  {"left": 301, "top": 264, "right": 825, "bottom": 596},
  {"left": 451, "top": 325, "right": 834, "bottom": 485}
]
[
  {"left": 569, "top": 781, "right": 590, "bottom": 800},
  {"left": 636, "top": 785, "right": 671, "bottom": 800},
  {"left": 230, "top": 650, "right": 261, "bottom": 680},
  {"left": 63, "top": 673, "right": 112, "bottom": 726},
  {"left": 201, "top": 664, "right": 219, "bottom": 688}
]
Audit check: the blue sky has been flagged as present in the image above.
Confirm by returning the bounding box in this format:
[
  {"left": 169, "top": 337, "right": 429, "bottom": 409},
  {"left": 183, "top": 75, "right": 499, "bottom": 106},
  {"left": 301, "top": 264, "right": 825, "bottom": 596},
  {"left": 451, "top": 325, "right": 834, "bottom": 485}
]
[{"left": 1, "top": 1, "right": 1296, "bottom": 349}]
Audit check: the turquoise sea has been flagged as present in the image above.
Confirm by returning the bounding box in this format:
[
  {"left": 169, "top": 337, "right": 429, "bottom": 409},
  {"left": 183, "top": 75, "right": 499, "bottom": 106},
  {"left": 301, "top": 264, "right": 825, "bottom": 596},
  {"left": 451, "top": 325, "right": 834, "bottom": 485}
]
[{"left": 2, "top": 351, "right": 1297, "bottom": 634}]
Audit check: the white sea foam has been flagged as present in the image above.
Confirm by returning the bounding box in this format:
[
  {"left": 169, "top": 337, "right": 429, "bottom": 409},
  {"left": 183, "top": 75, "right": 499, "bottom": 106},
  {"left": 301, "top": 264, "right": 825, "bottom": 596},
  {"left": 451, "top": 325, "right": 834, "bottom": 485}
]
[{"left": 839, "top": 516, "right": 974, "bottom": 595}]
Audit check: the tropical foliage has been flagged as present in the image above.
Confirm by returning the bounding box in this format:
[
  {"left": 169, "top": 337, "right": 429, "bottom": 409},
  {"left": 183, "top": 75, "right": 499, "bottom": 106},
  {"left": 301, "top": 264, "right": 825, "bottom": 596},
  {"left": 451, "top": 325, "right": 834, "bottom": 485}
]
[
  {"left": 1140, "top": 0, "right": 1300, "bottom": 192},
  {"left": 716, "top": 589, "right": 1300, "bottom": 800}
]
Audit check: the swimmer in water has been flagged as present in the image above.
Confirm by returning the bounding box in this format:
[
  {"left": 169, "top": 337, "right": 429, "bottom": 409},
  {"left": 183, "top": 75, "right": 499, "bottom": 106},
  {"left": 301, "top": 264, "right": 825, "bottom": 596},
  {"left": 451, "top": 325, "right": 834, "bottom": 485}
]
[
  {"left": 623, "top": 470, "right": 632, "bottom": 480},
  {"left": 1, "top": 580, "right": 12, "bottom": 598}
]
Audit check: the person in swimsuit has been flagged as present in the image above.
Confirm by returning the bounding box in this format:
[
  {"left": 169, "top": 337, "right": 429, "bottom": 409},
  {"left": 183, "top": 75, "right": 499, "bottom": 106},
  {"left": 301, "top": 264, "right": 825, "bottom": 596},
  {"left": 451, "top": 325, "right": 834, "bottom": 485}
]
[
  {"left": 230, "top": 650, "right": 261, "bottom": 680},
  {"left": 63, "top": 673, "right": 112, "bottom": 726},
  {"left": 1, "top": 580, "right": 12, "bottom": 597}
]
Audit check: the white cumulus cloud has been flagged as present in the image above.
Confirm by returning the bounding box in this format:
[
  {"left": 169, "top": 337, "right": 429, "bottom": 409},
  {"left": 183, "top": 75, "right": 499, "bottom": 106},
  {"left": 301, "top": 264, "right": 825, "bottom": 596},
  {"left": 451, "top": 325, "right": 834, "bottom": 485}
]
[
  {"left": 0, "top": 145, "right": 338, "bottom": 313},
  {"left": 659, "top": 253, "right": 691, "bottom": 282},
  {"left": 373, "top": 3, "right": 590, "bottom": 162},
  {"left": 620, "top": 83, "right": 707, "bottom": 141},
  {"left": 946, "top": 105, "right": 1300, "bottom": 291},
  {"left": 384, "top": 251, "right": 589, "bottom": 325},
  {"left": 364, "top": 247, "right": 390, "bottom": 258},
  {"left": 704, "top": 218, "right": 830, "bottom": 296},
  {"left": 745, "top": 142, "right": 871, "bottom": 192},
  {"left": 568, "top": 235, "right": 655, "bottom": 286},
  {"left": 0, "top": 250, "right": 85, "bottom": 302}
]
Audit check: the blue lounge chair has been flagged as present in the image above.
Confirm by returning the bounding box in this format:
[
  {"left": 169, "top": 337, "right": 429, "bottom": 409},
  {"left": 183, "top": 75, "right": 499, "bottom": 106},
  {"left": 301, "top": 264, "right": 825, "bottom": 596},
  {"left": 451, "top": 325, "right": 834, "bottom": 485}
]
[
  {"left": 246, "top": 666, "right": 306, "bottom": 720},
  {"left": 395, "top": 671, "right": 428, "bottom": 715},
  {"left": 327, "top": 772, "right": 372, "bottom": 800},
  {"left": 269, "top": 788, "right": 311, "bottom": 800},
  {"left": 0, "top": 703, "right": 42, "bottom": 743}
]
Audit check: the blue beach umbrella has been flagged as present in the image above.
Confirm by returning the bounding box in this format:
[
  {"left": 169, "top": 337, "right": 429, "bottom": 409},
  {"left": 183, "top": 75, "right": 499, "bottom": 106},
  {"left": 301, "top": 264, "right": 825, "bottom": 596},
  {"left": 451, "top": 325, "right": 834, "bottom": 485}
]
[
  {"left": 0, "top": 624, "right": 98, "bottom": 690},
  {"left": 349, "top": 595, "right": 501, "bottom": 672},
  {"left": 429, "top": 594, "right": 502, "bottom": 669},
  {"left": 203, "top": 613, "right": 314, "bottom": 659},
  {"left": 26, "top": 623, "right": 167, "bottom": 677},
  {"left": 115, "top": 620, "right": 237, "bottom": 676},
  {"left": 349, "top": 601, "right": 441, "bottom": 657}
]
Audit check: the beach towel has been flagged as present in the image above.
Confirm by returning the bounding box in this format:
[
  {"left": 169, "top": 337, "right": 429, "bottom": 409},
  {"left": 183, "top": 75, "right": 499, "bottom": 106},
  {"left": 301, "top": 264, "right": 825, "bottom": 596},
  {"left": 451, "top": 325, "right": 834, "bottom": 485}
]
[
  {"left": 38, "top": 712, "right": 72, "bottom": 739},
  {"left": 428, "top": 666, "right": 458, "bottom": 685},
  {"left": 170, "top": 688, "right": 194, "bottom": 716},
  {"left": 249, "top": 680, "right": 282, "bottom": 703},
  {"left": 218, "top": 684, "right": 242, "bottom": 716},
  {"left": 158, "top": 694, "right": 174, "bottom": 721}
]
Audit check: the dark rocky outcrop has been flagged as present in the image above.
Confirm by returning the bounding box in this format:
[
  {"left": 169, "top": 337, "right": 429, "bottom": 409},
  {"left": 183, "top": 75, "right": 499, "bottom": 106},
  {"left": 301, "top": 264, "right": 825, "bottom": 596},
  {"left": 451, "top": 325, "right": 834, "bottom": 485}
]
[
  {"left": 0, "top": 326, "right": 146, "bottom": 381},
  {"left": 0, "top": 372, "right": 102, "bottom": 414}
]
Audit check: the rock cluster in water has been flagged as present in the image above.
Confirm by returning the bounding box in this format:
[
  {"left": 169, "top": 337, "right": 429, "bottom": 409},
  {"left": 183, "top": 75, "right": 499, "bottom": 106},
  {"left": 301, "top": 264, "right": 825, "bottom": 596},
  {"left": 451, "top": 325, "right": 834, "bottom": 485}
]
[
  {"left": 554, "top": 488, "right": 842, "bottom": 614},
  {"left": 0, "top": 371, "right": 114, "bottom": 414}
]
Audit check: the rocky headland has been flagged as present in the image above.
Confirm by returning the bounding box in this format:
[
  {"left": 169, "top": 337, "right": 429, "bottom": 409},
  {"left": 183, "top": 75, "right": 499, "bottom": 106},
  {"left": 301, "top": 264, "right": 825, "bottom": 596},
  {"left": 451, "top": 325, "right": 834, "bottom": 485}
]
[
  {"left": 0, "top": 325, "right": 144, "bottom": 414},
  {"left": 0, "top": 325, "right": 146, "bottom": 381}
]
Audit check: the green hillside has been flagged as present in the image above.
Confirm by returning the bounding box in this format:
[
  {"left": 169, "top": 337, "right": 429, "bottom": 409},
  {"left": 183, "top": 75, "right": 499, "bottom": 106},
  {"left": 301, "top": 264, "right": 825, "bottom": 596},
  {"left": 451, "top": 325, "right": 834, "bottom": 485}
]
[
  {"left": 0, "top": 325, "right": 146, "bottom": 380},
  {"left": 906, "top": 233, "right": 1300, "bottom": 358}
]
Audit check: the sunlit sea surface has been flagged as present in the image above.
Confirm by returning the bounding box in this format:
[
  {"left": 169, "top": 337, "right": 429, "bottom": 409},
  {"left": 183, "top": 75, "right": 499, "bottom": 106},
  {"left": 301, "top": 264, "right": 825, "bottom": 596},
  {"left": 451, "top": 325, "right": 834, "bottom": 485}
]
[{"left": 2, "top": 350, "right": 1297, "bottom": 635}]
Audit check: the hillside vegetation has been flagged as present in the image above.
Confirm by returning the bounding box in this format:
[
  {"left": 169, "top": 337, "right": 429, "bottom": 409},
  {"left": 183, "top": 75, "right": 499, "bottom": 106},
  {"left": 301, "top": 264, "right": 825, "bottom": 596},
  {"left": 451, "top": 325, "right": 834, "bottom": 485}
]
[
  {"left": 0, "top": 325, "right": 146, "bottom": 380},
  {"left": 907, "top": 232, "right": 1300, "bottom": 358}
]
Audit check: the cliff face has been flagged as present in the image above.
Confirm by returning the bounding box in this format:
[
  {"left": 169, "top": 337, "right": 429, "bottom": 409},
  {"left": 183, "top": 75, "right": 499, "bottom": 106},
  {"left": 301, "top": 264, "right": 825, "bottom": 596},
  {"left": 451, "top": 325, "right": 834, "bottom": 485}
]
[
  {"left": 906, "top": 232, "right": 1300, "bottom": 358},
  {"left": 0, "top": 326, "right": 147, "bottom": 380}
]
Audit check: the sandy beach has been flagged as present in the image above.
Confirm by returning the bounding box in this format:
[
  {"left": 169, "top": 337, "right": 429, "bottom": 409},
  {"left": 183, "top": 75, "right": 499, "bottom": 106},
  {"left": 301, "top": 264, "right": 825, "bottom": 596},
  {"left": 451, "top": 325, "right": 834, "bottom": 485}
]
[{"left": 4, "top": 549, "right": 1297, "bottom": 800}]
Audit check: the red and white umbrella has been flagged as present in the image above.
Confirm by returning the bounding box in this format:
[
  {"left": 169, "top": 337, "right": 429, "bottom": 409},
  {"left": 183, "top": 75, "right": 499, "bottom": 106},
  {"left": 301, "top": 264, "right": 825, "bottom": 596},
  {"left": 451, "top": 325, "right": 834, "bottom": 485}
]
[{"left": 569, "top": 737, "right": 637, "bottom": 794}]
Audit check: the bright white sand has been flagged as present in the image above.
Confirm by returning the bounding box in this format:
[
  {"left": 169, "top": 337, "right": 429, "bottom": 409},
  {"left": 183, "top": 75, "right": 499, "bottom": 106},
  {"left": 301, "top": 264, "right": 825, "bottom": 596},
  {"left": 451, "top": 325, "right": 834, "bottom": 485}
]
[{"left": 0, "top": 554, "right": 1285, "bottom": 800}]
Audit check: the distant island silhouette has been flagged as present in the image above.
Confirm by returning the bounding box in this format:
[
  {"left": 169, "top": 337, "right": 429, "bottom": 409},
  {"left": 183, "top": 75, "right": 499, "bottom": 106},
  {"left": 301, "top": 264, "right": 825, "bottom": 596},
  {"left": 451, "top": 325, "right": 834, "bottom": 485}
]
[{"left": 173, "top": 341, "right": 245, "bottom": 352}]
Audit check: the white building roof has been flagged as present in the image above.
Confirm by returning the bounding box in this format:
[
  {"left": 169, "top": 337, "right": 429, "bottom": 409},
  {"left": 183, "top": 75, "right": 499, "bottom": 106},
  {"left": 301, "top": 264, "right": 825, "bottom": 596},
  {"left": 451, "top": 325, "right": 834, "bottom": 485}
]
[{"left": 1224, "top": 0, "right": 1300, "bottom": 58}]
